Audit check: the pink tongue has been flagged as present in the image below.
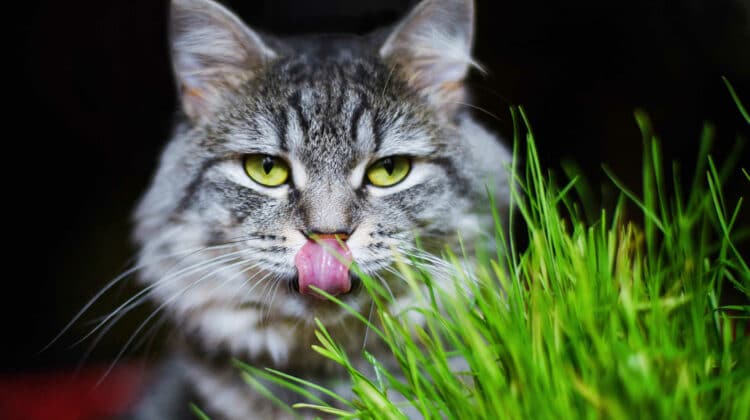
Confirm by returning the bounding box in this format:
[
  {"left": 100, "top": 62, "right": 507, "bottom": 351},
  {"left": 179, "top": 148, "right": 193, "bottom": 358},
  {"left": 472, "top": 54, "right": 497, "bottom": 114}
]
[{"left": 294, "top": 238, "right": 353, "bottom": 299}]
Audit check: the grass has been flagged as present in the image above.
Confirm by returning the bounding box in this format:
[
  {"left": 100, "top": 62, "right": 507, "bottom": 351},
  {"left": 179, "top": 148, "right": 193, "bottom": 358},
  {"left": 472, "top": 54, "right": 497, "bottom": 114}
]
[{"left": 236, "top": 86, "right": 750, "bottom": 419}]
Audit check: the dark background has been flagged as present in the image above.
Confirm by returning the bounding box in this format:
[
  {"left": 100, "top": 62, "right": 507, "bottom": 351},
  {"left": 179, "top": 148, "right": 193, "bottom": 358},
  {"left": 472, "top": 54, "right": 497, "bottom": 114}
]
[{"left": 8, "top": 0, "right": 750, "bottom": 372}]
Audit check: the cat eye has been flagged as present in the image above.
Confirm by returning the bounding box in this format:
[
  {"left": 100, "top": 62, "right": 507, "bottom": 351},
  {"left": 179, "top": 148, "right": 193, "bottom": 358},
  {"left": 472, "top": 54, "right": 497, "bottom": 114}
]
[
  {"left": 243, "top": 154, "right": 290, "bottom": 187},
  {"left": 366, "top": 156, "right": 411, "bottom": 187}
]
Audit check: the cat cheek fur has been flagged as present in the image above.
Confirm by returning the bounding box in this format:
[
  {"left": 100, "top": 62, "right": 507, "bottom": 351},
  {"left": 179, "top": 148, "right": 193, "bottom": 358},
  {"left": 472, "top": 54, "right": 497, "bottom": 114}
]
[{"left": 129, "top": 0, "right": 511, "bottom": 418}]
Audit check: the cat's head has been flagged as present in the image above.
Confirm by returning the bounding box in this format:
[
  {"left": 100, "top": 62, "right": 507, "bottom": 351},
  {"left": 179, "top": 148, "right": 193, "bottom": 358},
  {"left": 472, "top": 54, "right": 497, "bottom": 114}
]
[{"left": 134, "top": 0, "right": 509, "bottom": 361}]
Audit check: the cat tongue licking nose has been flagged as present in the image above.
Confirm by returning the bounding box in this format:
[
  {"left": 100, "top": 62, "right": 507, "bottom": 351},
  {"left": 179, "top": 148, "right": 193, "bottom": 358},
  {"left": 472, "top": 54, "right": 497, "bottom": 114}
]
[{"left": 294, "top": 236, "right": 352, "bottom": 299}]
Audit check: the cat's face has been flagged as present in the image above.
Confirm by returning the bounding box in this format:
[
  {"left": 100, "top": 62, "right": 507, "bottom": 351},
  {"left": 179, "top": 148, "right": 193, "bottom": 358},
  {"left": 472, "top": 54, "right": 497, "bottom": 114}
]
[{"left": 134, "top": 0, "right": 509, "bottom": 362}]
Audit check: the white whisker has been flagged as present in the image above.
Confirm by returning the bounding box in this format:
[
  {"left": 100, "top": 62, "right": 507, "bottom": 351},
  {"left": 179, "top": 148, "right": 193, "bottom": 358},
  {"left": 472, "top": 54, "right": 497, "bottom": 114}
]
[
  {"left": 73, "top": 250, "right": 248, "bottom": 348},
  {"left": 96, "top": 250, "right": 251, "bottom": 386},
  {"left": 362, "top": 300, "right": 375, "bottom": 352},
  {"left": 43, "top": 243, "right": 239, "bottom": 352}
]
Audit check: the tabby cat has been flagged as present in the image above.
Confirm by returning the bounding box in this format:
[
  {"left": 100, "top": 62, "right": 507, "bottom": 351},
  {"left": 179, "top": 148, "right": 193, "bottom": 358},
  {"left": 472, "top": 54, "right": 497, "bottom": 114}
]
[{"left": 129, "top": 0, "right": 511, "bottom": 417}]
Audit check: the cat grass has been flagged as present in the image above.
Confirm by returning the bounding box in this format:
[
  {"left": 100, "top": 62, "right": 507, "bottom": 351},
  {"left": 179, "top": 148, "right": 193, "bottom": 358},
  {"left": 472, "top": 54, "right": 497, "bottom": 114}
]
[{"left": 234, "top": 84, "right": 750, "bottom": 419}]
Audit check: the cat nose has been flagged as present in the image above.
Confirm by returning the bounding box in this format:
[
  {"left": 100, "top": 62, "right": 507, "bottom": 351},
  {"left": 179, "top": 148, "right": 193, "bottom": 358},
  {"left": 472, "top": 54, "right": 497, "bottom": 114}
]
[{"left": 304, "top": 230, "right": 351, "bottom": 242}]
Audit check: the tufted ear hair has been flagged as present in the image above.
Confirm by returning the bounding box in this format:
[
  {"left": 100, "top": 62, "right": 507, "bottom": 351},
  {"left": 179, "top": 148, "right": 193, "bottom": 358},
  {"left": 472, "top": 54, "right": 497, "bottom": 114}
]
[
  {"left": 170, "top": 0, "right": 276, "bottom": 122},
  {"left": 380, "top": 0, "right": 477, "bottom": 117}
]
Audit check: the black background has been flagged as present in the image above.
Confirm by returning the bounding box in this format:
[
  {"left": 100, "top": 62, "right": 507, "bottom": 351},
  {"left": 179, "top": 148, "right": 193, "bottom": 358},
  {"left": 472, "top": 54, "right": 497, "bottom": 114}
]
[{"left": 8, "top": 0, "right": 750, "bottom": 372}]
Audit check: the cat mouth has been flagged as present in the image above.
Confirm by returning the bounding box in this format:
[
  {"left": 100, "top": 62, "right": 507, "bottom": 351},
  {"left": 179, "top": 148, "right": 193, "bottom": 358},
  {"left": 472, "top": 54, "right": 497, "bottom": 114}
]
[
  {"left": 293, "top": 235, "right": 360, "bottom": 299},
  {"left": 289, "top": 271, "right": 362, "bottom": 300}
]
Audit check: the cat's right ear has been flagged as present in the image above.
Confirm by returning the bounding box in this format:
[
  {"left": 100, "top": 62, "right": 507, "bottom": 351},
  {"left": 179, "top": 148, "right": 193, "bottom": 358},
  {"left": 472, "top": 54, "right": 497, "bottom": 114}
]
[{"left": 170, "top": 0, "right": 276, "bottom": 122}]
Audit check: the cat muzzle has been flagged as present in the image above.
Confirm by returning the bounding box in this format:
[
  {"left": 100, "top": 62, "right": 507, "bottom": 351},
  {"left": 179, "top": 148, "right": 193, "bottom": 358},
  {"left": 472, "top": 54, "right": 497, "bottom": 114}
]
[{"left": 293, "top": 235, "right": 356, "bottom": 299}]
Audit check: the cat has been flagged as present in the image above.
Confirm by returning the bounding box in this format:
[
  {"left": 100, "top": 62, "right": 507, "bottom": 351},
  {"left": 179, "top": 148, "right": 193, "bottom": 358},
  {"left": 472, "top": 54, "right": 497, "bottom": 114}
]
[{"left": 127, "top": 0, "right": 511, "bottom": 418}]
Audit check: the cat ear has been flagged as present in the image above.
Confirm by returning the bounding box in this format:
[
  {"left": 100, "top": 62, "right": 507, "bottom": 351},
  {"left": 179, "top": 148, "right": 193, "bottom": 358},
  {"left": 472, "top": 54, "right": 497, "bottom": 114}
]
[
  {"left": 170, "top": 0, "right": 276, "bottom": 121},
  {"left": 380, "top": 0, "right": 476, "bottom": 116}
]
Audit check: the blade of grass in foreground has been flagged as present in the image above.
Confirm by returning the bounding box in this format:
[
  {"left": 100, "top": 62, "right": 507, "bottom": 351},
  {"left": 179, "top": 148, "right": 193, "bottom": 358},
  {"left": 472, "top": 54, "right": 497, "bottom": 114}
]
[{"left": 723, "top": 76, "right": 750, "bottom": 124}]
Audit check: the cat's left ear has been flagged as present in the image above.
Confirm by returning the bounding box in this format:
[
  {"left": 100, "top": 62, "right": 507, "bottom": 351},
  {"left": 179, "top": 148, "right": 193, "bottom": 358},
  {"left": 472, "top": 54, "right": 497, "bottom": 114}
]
[
  {"left": 380, "top": 0, "right": 476, "bottom": 116},
  {"left": 170, "top": 0, "right": 276, "bottom": 122}
]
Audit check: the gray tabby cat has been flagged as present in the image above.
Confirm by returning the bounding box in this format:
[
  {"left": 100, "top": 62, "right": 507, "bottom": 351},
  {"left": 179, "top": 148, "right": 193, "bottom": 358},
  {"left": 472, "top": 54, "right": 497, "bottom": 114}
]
[{"left": 129, "top": 0, "right": 511, "bottom": 418}]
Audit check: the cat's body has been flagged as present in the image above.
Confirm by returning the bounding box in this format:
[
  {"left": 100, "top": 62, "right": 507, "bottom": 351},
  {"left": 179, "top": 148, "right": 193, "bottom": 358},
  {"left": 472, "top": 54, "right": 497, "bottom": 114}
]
[{"left": 129, "top": 0, "right": 511, "bottom": 418}]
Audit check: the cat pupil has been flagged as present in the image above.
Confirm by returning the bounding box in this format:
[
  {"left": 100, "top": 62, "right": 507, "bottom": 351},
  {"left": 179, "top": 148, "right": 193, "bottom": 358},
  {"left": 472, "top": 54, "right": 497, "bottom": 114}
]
[
  {"left": 382, "top": 158, "right": 394, "bottom": 175},
  {"left": 262, "top": 156, "right": 274, "bottom": 174}
]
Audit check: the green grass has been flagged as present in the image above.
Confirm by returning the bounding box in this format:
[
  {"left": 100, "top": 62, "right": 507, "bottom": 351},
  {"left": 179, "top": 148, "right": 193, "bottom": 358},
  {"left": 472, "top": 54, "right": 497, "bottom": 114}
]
[{"left": 237, "top": 87, "right": 750, "bottom": 419}]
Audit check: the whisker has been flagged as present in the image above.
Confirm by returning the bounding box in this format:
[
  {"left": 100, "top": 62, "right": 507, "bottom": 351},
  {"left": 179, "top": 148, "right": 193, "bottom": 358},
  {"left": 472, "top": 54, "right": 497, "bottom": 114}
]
[
  {"left": 373, "top": 271, "right": 397, "bottom": 302},
  {"left": 262, "top": 276, "right": 284, "bottom": 324},
  {"left": 186, "top": 260, "right": 265, "bottom": 313},
  {"left": 451, "top": 101, "right": 502, "bottom": 121},
  {"left": 226, "top": 265, "right": 268, "bottom": 308},
  {"left": 141, "top": 313, "right": 172, "bottom": 365},
  {"left": 399, "top": 246, "right": 454, "bottom": 269},
  {"left": 237, "top": 270, "right": 277, "bottom": 304},
  {"left": 73, "top": 250, "right": 247, "bottom": 349},
  {"left": 362, "top": 300, "right": 375, "bottom": 352},
  {"left": 42, "top": 243, "right": 239, "bottom": 353},
  {"left": 131, "top": 312, "right": 169, "bottom": 354},
  {"left": 253, "top": 278, "right": 280, "bottom": 327},
  {"left": 96, "top": 251, "right": 249, "bottom": 386}
]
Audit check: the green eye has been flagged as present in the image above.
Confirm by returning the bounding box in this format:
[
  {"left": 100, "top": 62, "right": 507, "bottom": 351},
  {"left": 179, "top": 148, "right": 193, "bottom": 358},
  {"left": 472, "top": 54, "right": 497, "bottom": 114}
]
[
  {"left": 243, "top": 154, "right": 290, "bottom": 187},
  {"left": 366, "top": 156, "right": 410, "bottom": 187}
]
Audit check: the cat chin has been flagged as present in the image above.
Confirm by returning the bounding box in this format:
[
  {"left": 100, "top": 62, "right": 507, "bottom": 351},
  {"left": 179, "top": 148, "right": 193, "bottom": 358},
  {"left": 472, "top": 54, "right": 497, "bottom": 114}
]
[
  {"left": 279, "top": 288, "right": 367, "bottom": 323},
  {"left": 181, "top": 291, "right": 367, "bottom": 364}
]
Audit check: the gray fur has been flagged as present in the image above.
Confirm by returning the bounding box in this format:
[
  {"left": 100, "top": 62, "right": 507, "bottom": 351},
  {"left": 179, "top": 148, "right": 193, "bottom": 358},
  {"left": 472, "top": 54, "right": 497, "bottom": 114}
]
[{"left": 130, "top": 0, "right": 511, "bottom": 418}]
